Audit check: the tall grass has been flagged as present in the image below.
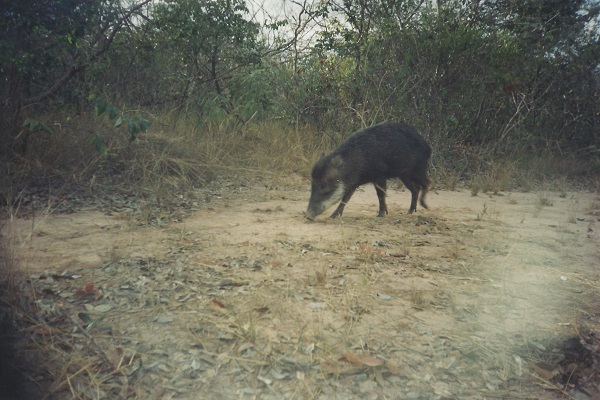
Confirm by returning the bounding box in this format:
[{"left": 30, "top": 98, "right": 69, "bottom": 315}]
[
  {"left": 0, "top": 226, "right": 46, "bottom": 398},
  {"left": 1, "top": 113, "right": 593, "bottom": 210},
  {"left": 1, "top": 115, "right": 340, "bottom": 208},
  {"left": 148, "top": 118, "right": 335, "bottom": 189}
]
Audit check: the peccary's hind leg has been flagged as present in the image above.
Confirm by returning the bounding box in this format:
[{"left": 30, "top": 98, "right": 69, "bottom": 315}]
[
  {"left": 419, "top": 187, "right": 428, "bottom": 210},
  {"left": 374, "top": 179, "right": 388, "bottom": 217},
  {"left": 403, "top": 180, "right": 420, "bottom": 214},
  {"left": 417, "top": 176, "right": 429, "bottom": 210}
]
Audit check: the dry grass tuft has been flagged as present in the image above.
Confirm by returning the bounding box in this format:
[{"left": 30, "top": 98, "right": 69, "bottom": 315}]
[
  {"left": 446, "top": 240, "right": 464, "bottom": 260},
  {"left": 410, "top": 289, "right": 428, "bottom": 308},
  {"left": 436, "top": 166, "right": 460, "bottom": 191},
  {"left": 533, "top": 193, "right": 553, "bottom": 217},
  {"left": 2, "top": 115, "right": 331, "bottom": 194},
  {"left": 470, "top": 160, "right": 516, "bottom": 196},
  {"left": 1, "top": 203, "right": 145, "bottom": 399},
  {"left": 476, "top": 203, "right": 488, "bottom": 220},
  {"left": 566, "top": 195, "right": 579, "bottom": 224},
  {"left": 0, "top": 222, "right": 47, "bottom": 397}
]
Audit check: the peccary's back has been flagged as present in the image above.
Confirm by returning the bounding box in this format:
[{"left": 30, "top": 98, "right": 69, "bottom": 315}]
[{"left": 333, "top": 123, "right": 431, "bottom": 181}]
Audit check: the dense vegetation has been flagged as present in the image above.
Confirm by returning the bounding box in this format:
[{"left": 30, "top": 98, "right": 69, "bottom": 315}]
[{"left": 1, "top": 0, "right": 599, "bottom": 194}]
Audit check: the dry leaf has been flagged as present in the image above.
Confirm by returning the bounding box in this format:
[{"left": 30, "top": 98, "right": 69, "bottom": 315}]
[
  {"left": 386, "top": 363, "right": 403, "bottom": 375},
  {"left": 320, "top": 360, "right": 342, "bottom": 374},
  {"left": 107, "top": 347, "right": 125, "bottom": 370},
  {"left": 360, "top": 356, "right": 385, "bottom": 367},
  {"left": 340, "top": 353, "right": 385, "bottom": 367},
  {"left": 211, "top": 298, "right": 225, "bottom": 308},
  {"left": 359, "top": 243, "right": 371, "bottom": 252},
  {"left": 340, "top": 353, "right": 363, "bottom": 365},
  {"left": 531, "top": 363, "right": 555, "bottom": 381}
]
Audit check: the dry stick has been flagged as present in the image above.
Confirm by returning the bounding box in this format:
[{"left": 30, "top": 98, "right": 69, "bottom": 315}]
[
  {"left": 15, "top": 193, "right": 69, "bottom": 249},
  {"left": 67, "top": 316, "right": 129, "bottom": 386},
  {"left": 42, "top": 361, "right": 97, "bottom": 400}
]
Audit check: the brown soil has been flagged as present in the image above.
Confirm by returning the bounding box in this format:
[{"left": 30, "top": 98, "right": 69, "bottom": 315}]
[{"left": 4, "top": 183, "right": 600, "bottom": 399}]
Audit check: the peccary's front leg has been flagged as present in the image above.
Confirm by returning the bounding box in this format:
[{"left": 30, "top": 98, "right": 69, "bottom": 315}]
[{"left": 330, "top": 187, "right": 357, "bottom": 218}]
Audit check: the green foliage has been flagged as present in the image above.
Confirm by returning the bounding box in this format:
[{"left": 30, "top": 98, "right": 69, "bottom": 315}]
[
  {"left": 0, "top": 0, "right": 102, "bottom": 69},
  {"left": 22, "top": 118, "right": 54, "bottom": 135},
  {"left": 94, "top": 97, "right": 109, "bottom": 118},
  {"left": 296, "top": 0, "right": 600, "bottom": 157},
  {"left": 140, "top": 0, "right": 261, "bottom": 122},
  {"left": 91, "top": 96, "right": 151, "bottom": 147},
  {"left": 92, "top": 134, "right": 110, "bottom": 156},
  {"left": 2, "top": 0, "right": 598, "bottom": 174},
  {"left": 0, "top": 0, "right": 152, "bottom": 155}
]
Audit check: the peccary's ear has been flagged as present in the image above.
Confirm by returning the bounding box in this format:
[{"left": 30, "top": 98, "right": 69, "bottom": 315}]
[{"left": 329, "top": 155, "right": 343, "bottom": 168}]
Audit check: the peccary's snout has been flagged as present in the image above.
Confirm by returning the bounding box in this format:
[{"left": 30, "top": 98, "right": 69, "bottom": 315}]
[
  {"left": 305, "top": 178, "right": 345, "bottom": 221},
  {"left": 305, "top": 200, "right": 324, "bottom": 221}
]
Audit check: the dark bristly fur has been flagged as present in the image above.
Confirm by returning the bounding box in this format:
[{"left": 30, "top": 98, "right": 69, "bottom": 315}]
[{"left": 306, "top": 122, "right": 431, "bottom": 220}]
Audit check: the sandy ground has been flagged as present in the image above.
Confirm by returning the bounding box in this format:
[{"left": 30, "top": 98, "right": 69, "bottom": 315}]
[{"left": 4, "top": 183, "right": 600, "bottom": 399}]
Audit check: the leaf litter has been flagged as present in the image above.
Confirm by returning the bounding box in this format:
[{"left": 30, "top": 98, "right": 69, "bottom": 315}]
[{"left": 3, "top": 185, "right": 600, "bottom": 399}]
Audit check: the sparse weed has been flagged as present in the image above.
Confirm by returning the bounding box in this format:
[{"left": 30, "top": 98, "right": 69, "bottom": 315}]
[
  {"left": 539, "top": 197, "right": 553, "bottom": 206},
  {"left": 447, "top": 240, "right": 463, "bottom": 260},
  {"left": 470, "top": 161, "right": 515, "bottom": 196},
  {"left": 514, "top": 171, "right": 535, "bottom": 192},
  {"left": 556, "top": 177, "right": 569, "bottom": 198},
  {"left": 231, "top": 310, "right": 257, "bottom": 343},
  {"left": 567, "top": 195, "right": 579, "bottom": 224},
  {"left": 108, "top": 242, "right": 122, "bottom": 264},
  {"left": 437, "top": 166, "right": 460, "bottom": 191},
  {"left": 361, "top": 266, "right": 381, "bottom": 286},
  {"left": 513, "top": 152, "right": 589, "bottom": 192},
  {"left": 410, "top": 290, "right": 427, "bottom": 308},
  {"left": 533, "top": 193, "right": 553, "bottom": 217},
  {"left": 471, "top": 178, "right": 481, "bottom": 196},
  {"left": 589, "top": 199, "right": 600, "bottom": 217},
  {"left": 398, "top": 241, "right": 411, "bottom": 259},
  {"left": 533, "top": 202, "right": 542, "bottom": 218},
  {"left": 356, "top": 242, "right": 383, "bottom": 262},
  {"left": 488, "top": 203, "right": 501, "bottom": 220},
  {"left": 476, "top": 203, "right": 488, "bottom": 220},
  {"left": 315, "top": 266, "right": 328, "bottom": 284}
]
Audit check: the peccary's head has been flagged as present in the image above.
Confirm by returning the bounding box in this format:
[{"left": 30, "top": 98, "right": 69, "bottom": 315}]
[{"left": 306, "top": 155, "right": 346, "bottom": 220}]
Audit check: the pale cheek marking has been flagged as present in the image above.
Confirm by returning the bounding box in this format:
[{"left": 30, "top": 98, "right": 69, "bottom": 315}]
[{"left": 320, "top": 183, "right": 346, "bottom": 211}]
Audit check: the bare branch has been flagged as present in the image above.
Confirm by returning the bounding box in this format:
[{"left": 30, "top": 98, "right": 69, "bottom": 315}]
[{"left": 22, "top": 0, "right": 153, "bottom": 106}]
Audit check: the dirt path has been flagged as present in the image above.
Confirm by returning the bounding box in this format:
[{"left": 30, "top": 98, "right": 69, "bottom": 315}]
[{"left": 5, "top": 185, "right": 600, "bottom": 399}]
